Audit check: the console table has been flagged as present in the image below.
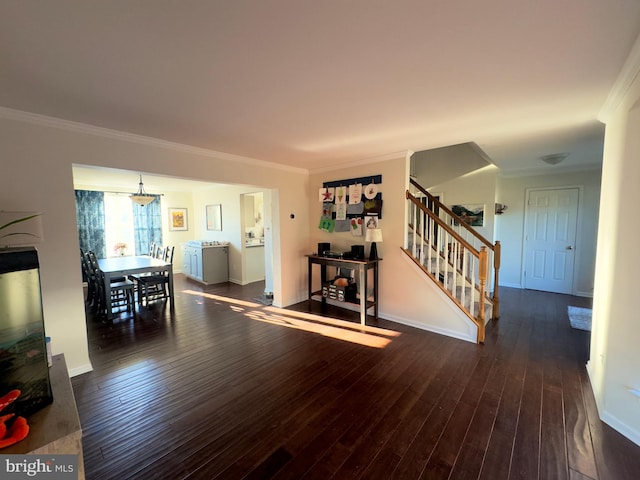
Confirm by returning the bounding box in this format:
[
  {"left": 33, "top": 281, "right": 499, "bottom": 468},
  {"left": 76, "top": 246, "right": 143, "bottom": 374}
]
[{"left": 307, "top": 255, "right": 380, "bottom": 325}]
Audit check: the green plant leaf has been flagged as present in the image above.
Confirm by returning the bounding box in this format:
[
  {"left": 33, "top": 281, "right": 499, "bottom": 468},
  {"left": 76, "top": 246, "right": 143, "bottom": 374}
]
[{"left": 0, "top": 213, "right": 41, "bottom": 231}]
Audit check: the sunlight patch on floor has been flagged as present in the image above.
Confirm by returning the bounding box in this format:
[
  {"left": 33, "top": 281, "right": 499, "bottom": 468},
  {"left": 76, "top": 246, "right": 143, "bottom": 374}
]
[
  {"left": 181, "top": 289, "right": 400, "bottom": 348},
  {"left": 182, "top": 290, "right": 262, "bottom": 308}
]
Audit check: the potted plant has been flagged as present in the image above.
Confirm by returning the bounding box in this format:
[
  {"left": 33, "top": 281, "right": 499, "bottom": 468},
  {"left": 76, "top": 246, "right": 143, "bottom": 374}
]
[{"left": 0, "top": 213, "right": 42, "bottom": 247}]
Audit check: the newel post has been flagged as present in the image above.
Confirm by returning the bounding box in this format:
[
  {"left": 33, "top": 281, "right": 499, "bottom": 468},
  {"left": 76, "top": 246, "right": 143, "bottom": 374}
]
[
  {"left": 493, "top": 240, "right": 501, "bottom": 319},
  {"left": 477, "top": 246, "right": 488, "bottom": 343}
]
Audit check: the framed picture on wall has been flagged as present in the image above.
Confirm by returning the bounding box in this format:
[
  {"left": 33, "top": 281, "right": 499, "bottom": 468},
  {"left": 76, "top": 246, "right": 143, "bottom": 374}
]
[
  {"left": 169, "top": 208, "right": 188, "bottom": 231},
  {"left": 451, "top": 204, "right": 484, "bottom": 227},
  {"left": 206, "top": 204, "right": 222, "bottom": 231}
]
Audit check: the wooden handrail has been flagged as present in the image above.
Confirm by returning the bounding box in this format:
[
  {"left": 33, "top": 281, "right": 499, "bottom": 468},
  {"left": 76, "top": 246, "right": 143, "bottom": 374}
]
[
  {"left": 406, "top": 191, "right": 480, "bottom": 257},
  {"left": 406, "top": 177, "right": 500, "bottom": 343},
  {"left": 409, "top": 178, "right": 495, "bottom": 252}
]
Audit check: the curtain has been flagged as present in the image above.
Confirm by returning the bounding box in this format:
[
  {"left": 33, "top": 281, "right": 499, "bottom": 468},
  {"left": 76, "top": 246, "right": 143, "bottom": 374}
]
[
  {"left": 133, "top": 196, "right": 162, "bottom": 255},
  {"left": 75, "top": 190, "right": 106, "bottom": 258}
]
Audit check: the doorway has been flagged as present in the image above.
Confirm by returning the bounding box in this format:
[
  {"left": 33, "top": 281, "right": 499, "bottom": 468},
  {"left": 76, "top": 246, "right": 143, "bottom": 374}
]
[{"left": 523, "top": 187, "right": 579, "bottom": 294}]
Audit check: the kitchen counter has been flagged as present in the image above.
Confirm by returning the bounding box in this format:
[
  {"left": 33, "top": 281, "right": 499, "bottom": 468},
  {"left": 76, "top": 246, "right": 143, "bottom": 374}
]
[{"left": 245, "top": 237, "right": 265, "bottom": 247}]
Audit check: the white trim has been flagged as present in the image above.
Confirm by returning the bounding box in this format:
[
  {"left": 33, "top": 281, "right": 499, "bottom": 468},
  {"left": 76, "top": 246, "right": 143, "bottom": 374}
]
[
  {"left": 68, "top": 363, "right": 93, "bottom": 377},
  {"left": 381, "top": 312, "right": 476, "bottom": 343},
  {"left": 309, "top": 150, "right": 409, "bottom": 174},
  {"left": 601, "top": 411, "right": 640, "bottom": 448},
  {"left": 498, "top": 163, "right": 602, "bottom": 178},
  {"left": 599, "top": 31, "right": 640, "bottom": 123},
  {"left": 575, "top": 290, "right": 594, "bottom": 298},
  {"left": 499, "top": 281, "right": 523, "bottom": 289},
  {"left": 0, "top": 106, "right": 308, "bottom": 175},
  {"left": 586, "top": 363, "right": 640, "bottom": 447}
]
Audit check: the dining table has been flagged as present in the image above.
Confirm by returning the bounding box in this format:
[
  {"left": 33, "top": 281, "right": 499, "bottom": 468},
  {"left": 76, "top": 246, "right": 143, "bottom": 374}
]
[{"left": 97, "top": 255, "right": 174, "bottom": 318}]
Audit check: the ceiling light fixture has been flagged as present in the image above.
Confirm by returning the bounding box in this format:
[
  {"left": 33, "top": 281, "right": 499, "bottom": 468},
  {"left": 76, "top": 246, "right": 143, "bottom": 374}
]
[
  {"left": 130, "top": 174, "right": 155, "bottom": 206},
  {"left": 540, "top": 153, "right": 569, "bottom": 165}
]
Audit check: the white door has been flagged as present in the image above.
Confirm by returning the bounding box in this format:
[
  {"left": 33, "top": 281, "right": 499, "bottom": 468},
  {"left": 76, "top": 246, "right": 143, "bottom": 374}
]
[{"left": 524, "top": 188, "right": 579, "bottom": 294}]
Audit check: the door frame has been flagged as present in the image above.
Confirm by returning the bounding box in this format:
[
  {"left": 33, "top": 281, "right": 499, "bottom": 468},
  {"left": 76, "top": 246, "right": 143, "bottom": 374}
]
[{"left": 521, "top": 185, "right": 584, "bottom": 295}]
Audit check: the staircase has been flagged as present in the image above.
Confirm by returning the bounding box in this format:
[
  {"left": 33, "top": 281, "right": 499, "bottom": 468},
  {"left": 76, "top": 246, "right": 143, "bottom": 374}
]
[{"left": 403, "top": 178, "right": 500, "bottom": 343}]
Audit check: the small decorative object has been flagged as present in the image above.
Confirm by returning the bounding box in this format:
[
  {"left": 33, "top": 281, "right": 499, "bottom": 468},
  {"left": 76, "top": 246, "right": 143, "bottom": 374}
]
[
  {"left": 169, "top": 208, "right": 188, "bottom": 231},
  {"left": 113, "top": 242, "right": 127, "bottom": 256},
  {"left": 364, "top": 182, "right": 378, "bottom": 199},
  {"left": 0, "top": 390, "right": 30, "bottom": 449},
  {"left": 365, "top": 216, "right": 378, "bottom": 229},
  {"left": 365, "top": 228, "right": 383, "bottom": 260},
  {"left": 350, "top": 217, "right": 363, "bottom": 236},
  {"left": 495, "top": 203, "right": 508, "bottom": 215},
  {"left": 319, "top": 187, "right": 335, "bottom": 202},
  {"left": 349, "top": 183, "right": 362, "bottom": 204}
]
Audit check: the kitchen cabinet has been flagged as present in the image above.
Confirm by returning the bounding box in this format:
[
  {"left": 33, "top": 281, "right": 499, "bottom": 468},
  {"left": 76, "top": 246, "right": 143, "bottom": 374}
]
[{"left": 182, "top": 241, "right": 229, "bottom": 284}]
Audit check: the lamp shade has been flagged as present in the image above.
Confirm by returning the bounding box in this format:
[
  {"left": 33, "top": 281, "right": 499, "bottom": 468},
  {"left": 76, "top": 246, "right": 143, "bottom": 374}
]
[
  {"left": 0, "top": 211, "right": 43, "bottom": 247},
  {"left": 130, "top": 174, "right": 155, "bottom": 206},
  {"left": 365, "top": 228, "right": 383, "bottom": 243},
  {"left": 130, "top": 194, "right": 155, "bottom": 207}
]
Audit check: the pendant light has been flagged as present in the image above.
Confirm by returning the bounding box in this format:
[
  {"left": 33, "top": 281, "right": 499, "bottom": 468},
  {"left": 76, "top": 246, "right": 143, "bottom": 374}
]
[{"left": 130, "top": 174, "right": 155, "bottom": 206}]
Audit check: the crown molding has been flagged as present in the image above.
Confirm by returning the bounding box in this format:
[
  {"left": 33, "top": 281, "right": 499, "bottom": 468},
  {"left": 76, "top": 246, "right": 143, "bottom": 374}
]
[
  {"left": 0, "top": 106, "right": 308, "bottom": 175},
  {"left": 498, "top": 162, "right": 602, "bottom": 178},
  {"left": 599, "top": 32, "right": 640, "bottom": 123},
  {"left": 309, "top": 150, "right": 410, "bottom": 175}
]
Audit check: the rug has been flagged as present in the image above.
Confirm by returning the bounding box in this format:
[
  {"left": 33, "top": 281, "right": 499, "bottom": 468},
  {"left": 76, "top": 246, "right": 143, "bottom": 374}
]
[
  {"left": 568, "top": 306, "right": 592, "bottom": 331},
  {"left": 254, "top": 295, "right": 273, "bottom": 306}
]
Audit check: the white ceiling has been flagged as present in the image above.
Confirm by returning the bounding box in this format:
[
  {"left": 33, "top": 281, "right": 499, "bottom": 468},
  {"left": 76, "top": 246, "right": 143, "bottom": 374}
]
[{"left": 2, "top": 1, "right": 640, "bottom": 175}]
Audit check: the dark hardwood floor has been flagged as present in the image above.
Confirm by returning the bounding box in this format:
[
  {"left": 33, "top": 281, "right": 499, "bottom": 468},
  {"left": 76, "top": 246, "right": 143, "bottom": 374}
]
[{"left": 72, "top": 275, "right": 640, "bottom": 480}]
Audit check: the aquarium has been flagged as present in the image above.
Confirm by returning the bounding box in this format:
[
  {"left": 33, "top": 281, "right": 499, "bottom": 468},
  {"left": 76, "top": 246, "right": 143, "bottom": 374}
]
[{"left": 0, "top": 247, "right": 53, "bottom": 417}]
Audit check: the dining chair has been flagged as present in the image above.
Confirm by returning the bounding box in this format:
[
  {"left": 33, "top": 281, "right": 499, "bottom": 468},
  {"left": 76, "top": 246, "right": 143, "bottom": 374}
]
[
  {"left": 132, "top": 246, "right": 174, "bottom": 306},
  {"left": 87, "top": 251, "right": 135, "bottom": 315},
  {"left": 80, "top": 250, "right": 99, "bottom": 310}
]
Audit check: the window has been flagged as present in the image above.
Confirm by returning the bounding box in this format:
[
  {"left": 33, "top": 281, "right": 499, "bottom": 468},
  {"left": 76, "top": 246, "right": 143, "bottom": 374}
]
[{"left": 104, "top": 194, "right": 136, "bottom": 257}]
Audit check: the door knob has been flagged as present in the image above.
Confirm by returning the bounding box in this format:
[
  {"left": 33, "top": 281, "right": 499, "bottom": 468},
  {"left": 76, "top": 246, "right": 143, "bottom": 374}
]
[{"left": 566, "top": 246, "right": 573, "bottom": 250}]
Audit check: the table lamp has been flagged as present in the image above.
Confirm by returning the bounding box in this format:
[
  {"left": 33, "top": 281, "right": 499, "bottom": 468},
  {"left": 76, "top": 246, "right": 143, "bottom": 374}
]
[{"left": 365, "top": 228, "right": 382, "bottom": 260}]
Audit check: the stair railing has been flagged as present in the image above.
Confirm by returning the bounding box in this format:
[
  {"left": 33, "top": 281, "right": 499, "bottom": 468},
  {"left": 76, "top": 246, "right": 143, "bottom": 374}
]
[{"left": 408, "top": 178, "right": 500, "bottom": 319}]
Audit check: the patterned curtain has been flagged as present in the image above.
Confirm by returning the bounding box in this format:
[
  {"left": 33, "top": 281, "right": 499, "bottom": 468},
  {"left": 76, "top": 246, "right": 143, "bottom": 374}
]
[
  {"left": 75, "top": 190, "right": 106, "bottom": 258},
  {"left": 133, "top": 196, "right": 162, "bottom": 255}
]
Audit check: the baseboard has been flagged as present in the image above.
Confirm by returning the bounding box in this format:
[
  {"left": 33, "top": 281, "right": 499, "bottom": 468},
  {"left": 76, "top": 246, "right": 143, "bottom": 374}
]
[
  {"left": 574, "top": 290, "right": 594, "bottom": 298},
  {"left": 499, "top": 281, "right": 523, "bottom": 289},
  {"left": 381, "top": 312, "right": 477, "bottom": 344},
  {"left": 601, "top": 411, "right": 640, "bottom": 448},
  {"left": 68, "top": 363, "right": 93, "bottom": 377},
  {"left": 587, "top": 361, "right": 640, "bottom": 448}
]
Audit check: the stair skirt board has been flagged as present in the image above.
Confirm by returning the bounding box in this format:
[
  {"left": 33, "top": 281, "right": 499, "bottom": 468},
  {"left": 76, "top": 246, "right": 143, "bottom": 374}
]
[
  {"left": 408, "top": 252, "right": 493, "bottom": 319},
  {"left": 400, "top": 253, "right": 479, "bottom": 343}
]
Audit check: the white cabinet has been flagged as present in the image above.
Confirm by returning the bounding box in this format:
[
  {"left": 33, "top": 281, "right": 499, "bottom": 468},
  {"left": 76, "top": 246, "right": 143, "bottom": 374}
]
[{"left": 181, "top": 244, "right": 228, "bottom": 284}]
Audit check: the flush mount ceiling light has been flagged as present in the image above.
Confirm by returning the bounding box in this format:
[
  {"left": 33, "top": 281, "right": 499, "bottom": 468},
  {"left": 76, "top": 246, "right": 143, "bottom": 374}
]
[
  {"left": 540, "top": 153, "right": 569, "bottom": 165},
  {"left": 130, "top": 174, "right": 155, "bottom": 206}
]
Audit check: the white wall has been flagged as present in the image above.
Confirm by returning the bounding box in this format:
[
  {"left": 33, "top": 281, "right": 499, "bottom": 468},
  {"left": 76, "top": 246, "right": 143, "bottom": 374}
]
[
  {"left": 412, "top": 142, "right": 491, "bottom": 188},
  {"left": 496, "top": 169, "right": 601, "bottom": 296},
  {"left": 428, "top": 165, "right": 498, "bottom": 245},
  {"left": 0, "top": 112, "right": 310, "bottom": 375},
  {"left": 192, "top": 185, "right": 270, "bottom": 285},
  {"left": 588, "top": 62, "right": 640, "bottom": 446},
  {"left": 309, "top": 153, "right": 477, "bottom": 343}
]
